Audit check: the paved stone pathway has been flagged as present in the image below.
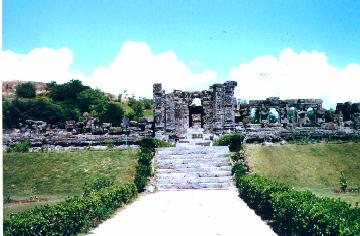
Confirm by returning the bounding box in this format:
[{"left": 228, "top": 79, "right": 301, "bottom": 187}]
[
  {"left": 88, "top": 133, "right": 276, "bottom": 235},
  {"left": 87, "top": 187, "right": 277, "bottom": 236}
]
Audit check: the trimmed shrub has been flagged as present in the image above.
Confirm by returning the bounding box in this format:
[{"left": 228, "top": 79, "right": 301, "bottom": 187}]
[
  {"left": 231, "top": 162, "right": 247, "bottom": 176},
  {"left": 3, "top": 183, "right": 137, "bottom": 236},
  {"left": 235, "top": 174, "right": 360, "bottom": 235},
  {"left": 138, "top": 136, "right": 158, "bottom": 152},
  {"left": 83, "top": 176, "right": 114, "bottom": 196},
  {"left": 271, "top": 191, "right": 360, "bottom": 235},
  {"left": 236, "top": 174, "right": 290, "bottom": 219},
  {"left": 230, "top": 152, "right": 242, "bottom": 162},
  {"left": 135, "top": 137, "right": 173, "bottom": 192},
  {"left": 214, "top": 134, "right": 243, "bottom": 152}
]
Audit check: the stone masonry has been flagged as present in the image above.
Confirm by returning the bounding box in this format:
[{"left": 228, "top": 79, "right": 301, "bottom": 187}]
[{"left": 153, "top": 81, "right": 237, "bottom": 140}]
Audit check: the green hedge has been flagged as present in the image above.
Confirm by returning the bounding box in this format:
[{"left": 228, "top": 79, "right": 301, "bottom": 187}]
[
  {"left": 135, "top": 137, "right": 173, "bottom": 192},
  {"left": 3, "top": 183, "right": 138, "bottom": 236},
  {"left": 235, "top": 174, "right": 360, "bottom": 235},
  {"left": 214, "top": 134, "right": 243, "bottom": 152}
]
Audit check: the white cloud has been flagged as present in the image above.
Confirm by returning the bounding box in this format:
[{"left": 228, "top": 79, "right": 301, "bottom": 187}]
[
  {"left": 1, "top": 45, "right": 359, "bottom": 108},
  {"left": 231, "top": 48, "right": 360, "bottom": 108},
  {"left": 0, "top": 47, "right": 76, "bottom": 83},
  {"left": 86, "top": 42, "right": 217, "bottom": 97},
  {"left": 0, "top": 42, "right": 217, "bottom": 98}
]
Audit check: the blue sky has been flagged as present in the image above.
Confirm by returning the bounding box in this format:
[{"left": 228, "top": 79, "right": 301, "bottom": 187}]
[{"left": 2, "top": 0, "right": 360, "bottom": 106}]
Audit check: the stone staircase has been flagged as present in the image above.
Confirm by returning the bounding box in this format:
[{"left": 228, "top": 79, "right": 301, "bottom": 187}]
[{"left": 155, "top": 146, "right": 232, "bottom": 190}]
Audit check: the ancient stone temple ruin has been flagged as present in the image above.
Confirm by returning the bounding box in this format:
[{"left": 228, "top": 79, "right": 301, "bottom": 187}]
[
  {"left": 236, "top": 97, "right": 326, "bottom": 127},
  {"left": 153, "top": 81, "right": 238, "bottom": 139},
  {"left": 153, "top": 81, "right": 360, "bottom": 142}
]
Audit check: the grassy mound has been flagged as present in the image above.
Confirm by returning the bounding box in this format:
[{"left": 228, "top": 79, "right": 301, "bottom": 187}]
[
  {"left": 247, "top": 143, "right": 360, "bottom": 205},
  {"left": 3, "top": 149, "right": 137, "bottom": 216}
]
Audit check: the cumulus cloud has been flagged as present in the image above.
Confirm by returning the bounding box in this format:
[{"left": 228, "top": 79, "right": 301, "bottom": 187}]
[
  {"left": 0, "top": 47, "right": 76, "bottom": 83},
  {"left": 2, "top": 45, "right": 359, "bottom": 108},
  {"left": 0, "top": 42, "right": 217, "bottom": 98},
  {"left": 86, "top": 42, "right": 217, "bottom": 97},
  {"left": 231, "top": 48, "right": 360, "bottom": 108}
]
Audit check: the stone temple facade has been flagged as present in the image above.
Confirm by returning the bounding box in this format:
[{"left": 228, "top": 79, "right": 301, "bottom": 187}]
[
  {"left": 153, "top": 81, "right": 238, "bottom": 139},
  {"left": 237, "top": 97, "right": 326, "bottom": 127},
  {"left": 153, "top": 81, "right": 360, "bottom": 142}
]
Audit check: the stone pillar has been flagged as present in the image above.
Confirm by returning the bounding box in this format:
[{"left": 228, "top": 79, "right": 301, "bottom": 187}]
[
  {"left": 297, "top": 110, "right": 308, "bottom": 127},
  {"left": 212, "top": 84, "right": 224, "bottom": 134},
  {"left": 165, "top": 93, "right": 175, "bottom": 135},
  {"left": 223, "top": 81, "right": 237, "bottom": 132},
  {"left": 153, "top": 83, "right": 165, "bottom": 136},
  {"left": 279, "top": 107, "right": 289, "bottom": 127},
  {"left": 316, "top": 107, "right": 326, "bottom": 125},
  {"left": 201, "top": 91, "right": 213, "bottom": 132},
  {"left": 259, "top": 106, "right": 269, "bottom": 126},
  {"left": 173, "top": 90, "right": 188, "bottom": 137}
]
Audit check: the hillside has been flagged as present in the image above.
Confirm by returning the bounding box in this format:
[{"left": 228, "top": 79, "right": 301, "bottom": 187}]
[
  {"left": 2, "top": 80, "right": 47, "bottom": 98},
  {"left": 2, "top": 80, "right": 118, "bottom": 101},
  {"left": 246, "top": 143, "right": 360, "bottom": 205}
]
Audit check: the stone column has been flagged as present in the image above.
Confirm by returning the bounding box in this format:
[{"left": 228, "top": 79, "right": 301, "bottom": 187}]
[
  {"left": 260, "top": 106, "right": 269, "bottom": 126},
  {"left": 201, "top": 91, "right": 213, "bottom": 132},
  {"left": 316, "top": 107, "right": 326, "bottom": 125},
  {"left": 153, "top": 83, "right": 166, "bottom": 136},
  {"left": 211, "top": 83, "right": 224, "bottom": 134},
  {"left": 223, "top": 81, "right": 237, "bottom": 132},
  {"left": 165, "top": 93, "right": 175, "bottom": 136}
]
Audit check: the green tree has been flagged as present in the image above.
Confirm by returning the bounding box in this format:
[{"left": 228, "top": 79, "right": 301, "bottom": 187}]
[
  {"left": 269, "top": 111, "right": 278, "bottom": 123},
  {"left": 47, "top": 79, "right": 88, "bottom": 103},
  {"left": 127, "top": 97, "right": 137, "bottom": 108},
  {"left": 3, "top": 98, "right": 63, "bottom": 127},
  {"left": 15, "top": 82, "right": 36, "bottom": 98},
  {"left": 351, "top": 103, "right": 360, "bottom": 114},
  {"left": 140, "top": 98, "right": 152, "bottom": 110},
  {"left": 325, "top": 108, "right": 335, "bottom": 122},
  {"left": 307, "top": 109, "right": 315, "bottom": 123},
  {"left": 76, "top": 88, "right": 108, "bottom": 113},
  {"left": 98, "top": 102, "right": 124, "bottom": 126},
  {"left": 128, "top": 101, "right": 144, "bottom": 121},
  {"left": 251, "top": 108, "right": 260, "bottom": 123},
  {"left": 287, "top": 108, "right": 297, "bottom": 123}
]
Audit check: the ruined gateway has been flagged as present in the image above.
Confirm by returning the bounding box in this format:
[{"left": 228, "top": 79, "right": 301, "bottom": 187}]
[{"left": 153, "top": 81, "right": 360, "bottom": 142}]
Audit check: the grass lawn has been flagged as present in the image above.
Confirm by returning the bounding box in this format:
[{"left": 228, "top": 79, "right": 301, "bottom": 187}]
[
  {"left": 3, "top": 149, "right": 138, "bottom": 216},
  {"left": 246, "top": 142, "right": 360, "bottom": 205}
]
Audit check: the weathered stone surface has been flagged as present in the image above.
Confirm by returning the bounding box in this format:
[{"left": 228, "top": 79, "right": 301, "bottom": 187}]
[
  {"left": 153, "top": 81, "right": 237, "bottom": 141},
  {"left": 155, "top": 146, "right": 232, "bottom": 190}
]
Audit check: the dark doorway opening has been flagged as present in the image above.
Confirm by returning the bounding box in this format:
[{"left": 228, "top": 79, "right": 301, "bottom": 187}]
[{"left": 189, "top": 105, "right": 204, "bottom": 128}]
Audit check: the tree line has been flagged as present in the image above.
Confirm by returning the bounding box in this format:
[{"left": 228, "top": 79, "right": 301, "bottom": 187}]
[{"left": 2, "top": 80, "right": 153, "bottom": 129}]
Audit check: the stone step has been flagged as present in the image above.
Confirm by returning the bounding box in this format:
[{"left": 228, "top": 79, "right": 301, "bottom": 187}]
[
  {"left": 156, "top": 171, "right": 231, "bottom": 178},
  {"left": 157, "top": 161, "right": 230, "bottom": 169},
  {"left": 156, "top": 153, "right": 229, "bottom": 160},
  {"left": 156, "top": 176, "right": 232, "bottom": 184},
  {"left": 156, "top": 166, "right": 232, "bottom": 173},
  {"left": 157, "top": 182, "right": 231, "bottom": 190},
  {"left": 156, "top": 157, "right": 230, "bottom": 165},
  {"left": 156, "top": 146, "right": 229, "bottom": 155}
]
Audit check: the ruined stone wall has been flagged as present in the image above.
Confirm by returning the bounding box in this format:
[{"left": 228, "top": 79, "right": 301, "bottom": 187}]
[
  {"left": 153, "top": 81, "right": 238, "bottom": 139},
  {"left": 245, "top": 98, "right": 324, "bottom": 127}
]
